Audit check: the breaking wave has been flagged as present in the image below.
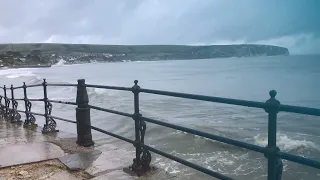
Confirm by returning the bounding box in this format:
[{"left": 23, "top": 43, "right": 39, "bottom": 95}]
[
  {"left": 254, "top": 133, "right": 320, "bottom": 152},
  {"left": 52, "top": 58, "right": 66, "bottom": 67}
]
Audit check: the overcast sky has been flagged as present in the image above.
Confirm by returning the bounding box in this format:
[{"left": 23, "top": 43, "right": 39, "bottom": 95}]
[{"left": 0, "top": 0, "right": 319, "bottom": 54}]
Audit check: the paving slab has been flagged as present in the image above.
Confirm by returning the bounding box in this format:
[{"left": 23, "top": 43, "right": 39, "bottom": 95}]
[
  {"left": 85, "top": 146, "right": 134, "bottom": 176},
  {"left": 0, "top": 142, "right": 65, "bottom": 168},
  {"left": 59, "top": 150, "right": 102, "bottom": 171}
]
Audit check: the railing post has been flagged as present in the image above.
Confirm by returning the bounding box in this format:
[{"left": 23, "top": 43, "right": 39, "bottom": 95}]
[
  {"left": 42, "top": 79, "right": 58, "bottom": 133},
  {"left": 0, "top": 87, "right": 5, "bottom": 119},
  {"left": 23, "top": 82, "right": 36, "bottom": 127},
  {"left": 10, "top": 85, "right": 14, "bottom": 121},
  {"left": 0, "top": 94, "right": 3, "bottom": 119},
  {"left": 10, "top": 85, "right": 21, "bottom": 123},
  {"left": 264, "top": 90, "right": 283, "bottom": 180},
  {"left": 3, "top": 85, "right": 10, "bottom": 120},
  {"left": 76, "top": 79, "right": 94, "bottom": 147},
  {"left": 130, "top": 80, "right": 151, "bottom": 176}
]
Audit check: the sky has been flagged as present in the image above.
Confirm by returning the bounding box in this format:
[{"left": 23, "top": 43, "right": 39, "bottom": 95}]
[{"left": 0, "top": 0, "right": 319, "bottom": 54}]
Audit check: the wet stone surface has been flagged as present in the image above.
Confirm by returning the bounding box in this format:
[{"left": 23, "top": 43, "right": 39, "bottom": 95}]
[
  {"left": 59, "top": 150, "right": 102, "bottom": 171},
  {"left": 0, "top": 142, "right": 65, "bottom": 168},
  {"left": 85, "top": 144, "right": 134, "bottom": 176},
  {"left": 0, "top": 119, "right": 182, "bottom": 179},
  {"left": 0, "top": 121, "right": 66, "bottom": 168}
]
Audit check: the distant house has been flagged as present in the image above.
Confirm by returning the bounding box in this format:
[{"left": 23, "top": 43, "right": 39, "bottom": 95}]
[{"left": 19, "top": 58, "right": 26, "bottom": 62}]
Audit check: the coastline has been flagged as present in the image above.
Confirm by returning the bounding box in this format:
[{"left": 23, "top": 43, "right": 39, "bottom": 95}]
[
  {"left": 0, "top": 64, "right": 51, "bottom": 70},
  {"left": 0, "top": 53, "right": 292, "bottom": 70}
]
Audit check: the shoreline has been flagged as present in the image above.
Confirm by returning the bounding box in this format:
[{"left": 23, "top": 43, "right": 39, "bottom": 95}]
[
  {"left": 0, "top": 64, "right": 51, "bottom": 70},
  {"left": 0, "top": 54, "right": 293, "bottom": 70}
]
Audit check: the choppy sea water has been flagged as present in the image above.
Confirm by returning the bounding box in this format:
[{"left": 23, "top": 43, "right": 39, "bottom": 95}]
[{"left": 0, "top": 55, "right": 319, "bottom": 180}]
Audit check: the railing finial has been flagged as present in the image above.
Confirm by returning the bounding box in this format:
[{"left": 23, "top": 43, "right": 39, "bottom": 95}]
[
  {"left": 269, "top": 90, "right": 277, "bottom": 98},
  {"left": 76, "top": 79, "right": 88, "bottom": 106},
  {"left": 265, "top": 90, "right": 280, "bottom": 113},
  {"left": 78, "top": 79, "right": 85, "bottom": 84},
  {"left": 23, "top": 82, "right": 26, "bottom": 86},
  {"left": 134, "top": 80, "right": 138, "bottom": 85}
]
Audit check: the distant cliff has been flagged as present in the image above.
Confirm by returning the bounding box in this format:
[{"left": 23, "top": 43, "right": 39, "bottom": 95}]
[{"left": 0, "top": 43, "right": 289, "bottom": 65}]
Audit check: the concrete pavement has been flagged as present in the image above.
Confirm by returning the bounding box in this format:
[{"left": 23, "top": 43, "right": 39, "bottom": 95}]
[{"left": 0, "top": 120, "right": 182, "bottom": 180}]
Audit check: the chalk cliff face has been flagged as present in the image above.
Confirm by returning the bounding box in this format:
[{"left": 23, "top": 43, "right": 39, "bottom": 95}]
[
  {"left": 138, "top": 44, "right": 290, "bottom": 60},
  {"left": 205, "top": 44, "right": 290, "bottom": 58},
  {"left": 0, "top": 43, "right": 289, "bottom": 64}
]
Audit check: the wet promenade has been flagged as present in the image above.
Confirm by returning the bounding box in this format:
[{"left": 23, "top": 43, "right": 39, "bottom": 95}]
[{"left": 0, "top": 121, "right": 179, "bottom": 180}]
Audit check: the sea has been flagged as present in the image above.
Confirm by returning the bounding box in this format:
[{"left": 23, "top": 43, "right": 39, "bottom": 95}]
[{"left": 0, "top": 55, "right": 319, "bottom": 180}]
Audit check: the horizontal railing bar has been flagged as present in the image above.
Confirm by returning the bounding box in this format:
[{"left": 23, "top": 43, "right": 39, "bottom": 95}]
[
  {"left": 12, "top": 86, "right": 23, "bottom": 90},
  {"left": 16, "top": 110, "right": 44, "bottom": 117},
  {"left": 88, "top": 105, "right": 132, "bottom": 118},
  {"left": 140, "top": 88, "right": 267, "bottom": 109},
  {"left": 277, "top": 152, "right": 320, "bottom": 169},
  {"left": 48, "top": 100, "right": 77, "bottom": 106},
  {"left": 25, "top": 84, "right": 43, "bottom": 88},
  {"left": 144, "top": 145, "right": 235, "bottom": 180},
  {"left": 1, "top": 84, "right": 42, "bottom": 89},
  {"left": 140, "top": 116, "right": 265, "bottom": 153},
  {"left": 85, "top": 84, "right": 132, "bottom": 91},
  {"left": 279, "top": 105, "right": 320, "bottom": 116},
  {"left": 47, "top": 115, "right": 76, "bottom": 124},
  {"left": 28, "top": 111, "right": 45, "bottom": 116},
  {"left": 89, "top": 125, "right": 135, "bottom": 144},
  {"left": 8, "top": 98, "right": 43, "bottom": 101},
  {"left": 47, "top": 83, "right": 78, "bottom": 87},
  {"left": 140, "top": 88, "right": 320, "bottom": 116},
  {"left": 28, "top": 98, "right": 44, "bottom": 102}
]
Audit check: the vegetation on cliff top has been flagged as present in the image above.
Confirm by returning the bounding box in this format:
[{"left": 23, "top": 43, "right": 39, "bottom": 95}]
[{"left": 0, "top": 43, "right": 289, "bottom": 66}]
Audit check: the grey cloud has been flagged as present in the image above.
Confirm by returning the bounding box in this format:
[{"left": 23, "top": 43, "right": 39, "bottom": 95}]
[{"left": 0, "top": 0, "right": 319, "bottom": 54}]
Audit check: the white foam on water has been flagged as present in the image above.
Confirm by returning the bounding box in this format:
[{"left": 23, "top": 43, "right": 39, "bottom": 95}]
[
  {"left": 6, "top": 71, "right": 36, "bottom": 79},
  {"left": 154, "top": 150, "right": 262, "bottom": 177},
  {"left": 51, "top": 58, "right": 66, "bottom": 67},
  {"left": 93, "top": 88, "right": 107, "bottom": 95},
  {"left": 254, "top": 133, "right": 320, "bottom": 151}
]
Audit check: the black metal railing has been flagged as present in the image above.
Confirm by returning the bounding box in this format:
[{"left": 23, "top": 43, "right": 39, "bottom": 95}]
[{"left": 0, "top": 79, "right": 319, "bottom": 180}]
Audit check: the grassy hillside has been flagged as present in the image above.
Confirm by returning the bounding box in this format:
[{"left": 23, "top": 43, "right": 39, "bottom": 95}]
[{"left": 0, "top": 43, "right": 289, "bottom": 56}]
